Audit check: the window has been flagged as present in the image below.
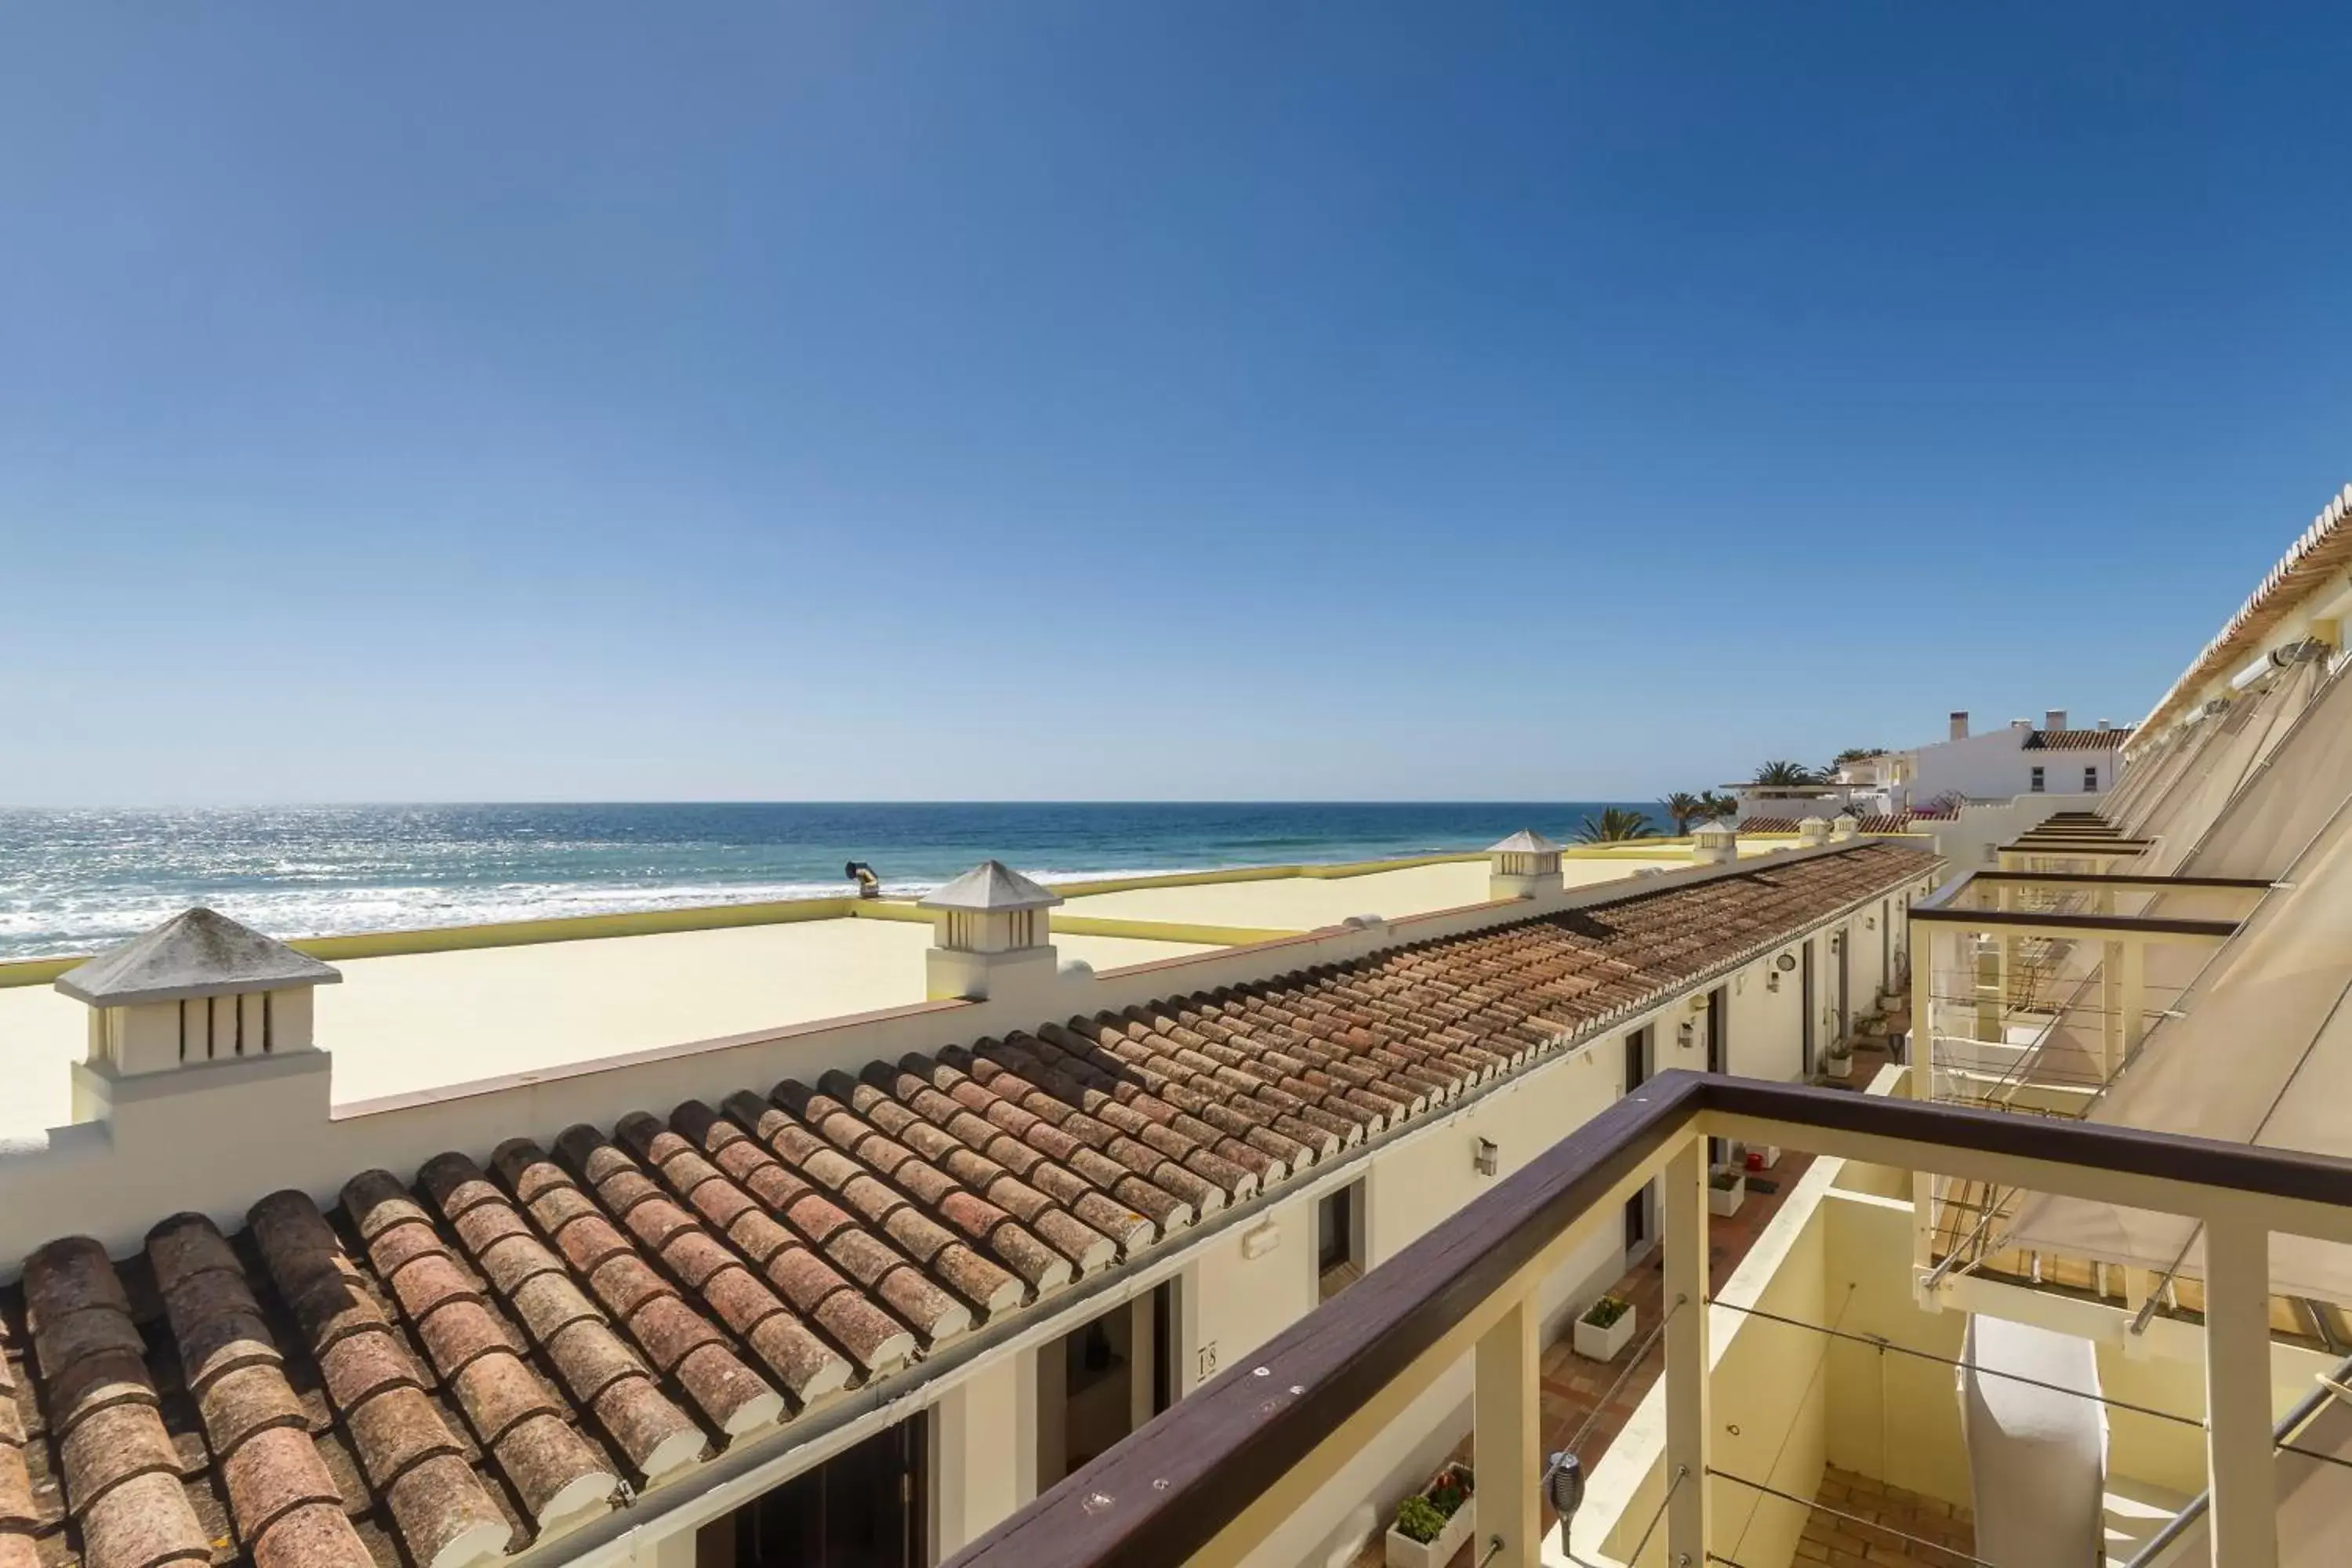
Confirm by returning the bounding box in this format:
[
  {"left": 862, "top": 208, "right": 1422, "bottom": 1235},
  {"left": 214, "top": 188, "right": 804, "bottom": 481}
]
[
  {"left": 2084, "top": 766, "right": 2099, "bottom": 791},
  {"left": 1623, "top": 1025, "right": 1651, "bottom": 1093},
  {"left": 2029, "top": 766, "right": 2045, "bottom": 793},
  {"left": 1317, "top": 1180, "right": 1365, "bottom": 1299}
]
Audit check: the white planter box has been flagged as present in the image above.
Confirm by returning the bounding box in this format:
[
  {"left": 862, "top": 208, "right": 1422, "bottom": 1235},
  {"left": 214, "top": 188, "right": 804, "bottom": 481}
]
[
  {"left": 1573, "top": 1301, "right": 1638, "bottom": 1362},
  {"left": 1708, "top": 1175, "right": 1747, "bottom": 1218},
  {"left": 1824, "top": 1052, "right": 1854, "bottom": 1080},
  {"left": 1385, "top": 1497, "right": 1475, "bottom": 1568}
]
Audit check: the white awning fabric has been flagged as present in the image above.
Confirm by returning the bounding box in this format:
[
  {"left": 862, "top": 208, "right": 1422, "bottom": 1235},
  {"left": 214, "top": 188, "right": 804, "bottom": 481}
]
[{"left": 2002, "top": 661, "right": 2352, "bottom": 1296}]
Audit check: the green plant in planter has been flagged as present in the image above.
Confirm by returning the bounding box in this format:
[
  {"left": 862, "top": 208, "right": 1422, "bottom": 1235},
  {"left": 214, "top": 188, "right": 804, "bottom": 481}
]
[
  {"left": 1709, "top": 1169, "right": 1742, "bottom": 1191},
  {"left": 1396, "top": 1496, "right": 1448, "bottom": 1543},
  {"left": 1427, "top": 1465, "right": 1473, "bottom": 1518},
  {"left": 1582, "top": 1294, "right": 1632, "bottom": 1329}
]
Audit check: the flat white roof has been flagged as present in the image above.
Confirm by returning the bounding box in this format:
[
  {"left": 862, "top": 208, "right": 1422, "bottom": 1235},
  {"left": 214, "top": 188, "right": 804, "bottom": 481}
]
[{"left": 0, "top": 918, "right": 1209, "bottom": 1138}]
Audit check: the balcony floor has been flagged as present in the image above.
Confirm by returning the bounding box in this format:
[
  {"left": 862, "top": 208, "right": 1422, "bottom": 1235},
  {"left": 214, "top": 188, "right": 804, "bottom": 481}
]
[
  {"left": 1796, "top": 1467, "right": 1976, "bottom": 1566},
  {"left": 1348, "top": 1149, "right": 1816, "bottom": 1568}
]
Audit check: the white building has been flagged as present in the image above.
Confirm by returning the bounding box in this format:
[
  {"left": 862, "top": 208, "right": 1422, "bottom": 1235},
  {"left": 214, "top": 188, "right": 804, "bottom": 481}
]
[{"left": 1895, "top": 709, "right": 2132, "bottom": 806}]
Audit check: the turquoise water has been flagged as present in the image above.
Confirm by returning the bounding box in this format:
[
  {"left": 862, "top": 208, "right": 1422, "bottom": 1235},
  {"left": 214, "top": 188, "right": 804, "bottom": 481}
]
[{"left": 0, "top": 801, "right": 1664, "bottom": 960}]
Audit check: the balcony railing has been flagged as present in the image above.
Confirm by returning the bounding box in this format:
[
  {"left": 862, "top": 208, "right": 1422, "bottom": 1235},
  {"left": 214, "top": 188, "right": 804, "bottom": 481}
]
[{"left": 945, "top": 1070, "right": 2352, "bottom": 1568}]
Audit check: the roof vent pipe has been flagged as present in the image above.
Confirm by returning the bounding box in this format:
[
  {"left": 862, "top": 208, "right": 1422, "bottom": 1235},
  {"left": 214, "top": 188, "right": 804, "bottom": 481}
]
[{"left": 1949, "top": 711, "right": 1969, "bottom": 740}]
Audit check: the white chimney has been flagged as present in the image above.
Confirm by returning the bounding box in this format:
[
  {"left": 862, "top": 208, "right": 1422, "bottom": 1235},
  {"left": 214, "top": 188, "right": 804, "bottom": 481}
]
[
  {"left": 53, "top": 906, "right": 340, "bottom": 1123},
  {"left": 1690, "top": 818, "right": 1740, "bottom": 866},
  {"left": 2097, "top": 718, "right": 2111, "bottom": 731},
  {"left": 920, "top": 860, "right": 1062, "bottom": 1002},
  {"left": 2011, "top": 718, "right": 2031, "bottom": 730},
  {"left": 2045, "top": 710, "right": 2067, "bottom": 731},
  {"left": 1797, "top": 815, "right": 1831, "bottom": 847},
  {"left": 1948, "top": 711, "right": 1969, "bottom": 740},
  {"left": 1486, "top": 829, "right": 1563, "bottom": 900}
]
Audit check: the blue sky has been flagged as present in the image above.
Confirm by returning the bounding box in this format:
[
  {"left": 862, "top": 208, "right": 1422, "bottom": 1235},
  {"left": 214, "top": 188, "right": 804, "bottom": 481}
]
[{"left": 4, "top": 5, "right": 2347, "bottom": 804}]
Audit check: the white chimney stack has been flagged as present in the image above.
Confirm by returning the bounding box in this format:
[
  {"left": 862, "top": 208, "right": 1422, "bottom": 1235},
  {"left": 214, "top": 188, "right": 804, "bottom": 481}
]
[
  {"left": 53, "top": 906, "right": 341, "bottom": 1124},
  {"left": 1948, "top": 711, "right": 1969, "bottom": 740},
  {"left": 920, "top": 860, "right": 1062, "bottom": 1003},
  {"left": 2045, "top": 710, "right": 2068, "bottom": 731},
  {"left": 1486, "top": 829, "right": 1563, "bottom": 900},
  {"left": 1690, "top": 819, "right": 1739, "bottom": 866}
]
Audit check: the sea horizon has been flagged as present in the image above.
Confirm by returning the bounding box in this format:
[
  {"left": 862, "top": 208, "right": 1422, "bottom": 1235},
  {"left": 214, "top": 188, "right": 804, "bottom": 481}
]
[{"left": 0, "top": 800, "right": 1671, "bottom": 961}]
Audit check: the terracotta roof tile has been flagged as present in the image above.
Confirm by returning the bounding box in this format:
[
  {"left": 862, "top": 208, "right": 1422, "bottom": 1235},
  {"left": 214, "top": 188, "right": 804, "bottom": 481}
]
[
  {"left": 3, "top": 842, "right": 1929, "bottom": 1568},
  {"left": 2021, "top": 728, "right": 2133, "bottom": 751}
]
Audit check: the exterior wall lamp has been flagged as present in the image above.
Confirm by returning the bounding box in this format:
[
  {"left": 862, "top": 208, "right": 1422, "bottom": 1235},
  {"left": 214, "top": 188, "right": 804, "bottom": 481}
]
[{"left": 1474, "top": 1137, "right": 1500, "bottom": 1178}]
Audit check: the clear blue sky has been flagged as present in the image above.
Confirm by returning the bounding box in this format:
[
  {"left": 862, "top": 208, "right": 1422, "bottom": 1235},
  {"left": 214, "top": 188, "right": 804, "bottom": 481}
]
[{"left": 4, "top": 5, "right": 2347, "bottom": 804}]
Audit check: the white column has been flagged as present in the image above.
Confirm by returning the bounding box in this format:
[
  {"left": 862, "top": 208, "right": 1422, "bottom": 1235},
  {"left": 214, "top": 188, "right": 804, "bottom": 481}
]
[
  {"left": 1665, "top": 1135, "right": 1711, "bottom": 1565},
  {"left": 1475, "top": 1293, "right": 1541, "bottom": 1568},
  {"left": 2101, "top": 939, "right": 2123, "bottom": 1082},
  {"left": 1910, "top": 927, "right": 1936, "bottom": 1276},
  {"left": 931, "top": 1354, "right": 1035, "bottom": 1560},
  {"left": 2120, "top": 938, "right": 2148, "bottom": 1054},
  {"left": 2202, "top": 1220, "right": 2278, "bottom": 1568},
  {"left": 630, "top": 1522, "right": 697, "bottom": 1568}
]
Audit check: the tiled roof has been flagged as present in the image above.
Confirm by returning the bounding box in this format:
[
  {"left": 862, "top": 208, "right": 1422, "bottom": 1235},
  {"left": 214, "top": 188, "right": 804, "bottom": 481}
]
[
  {"left": 0, "top": 844, "right": 1929, "bottom": 1568},
  {"left": 2020, "top": 729, "right": 2132, "bottom": 752},
  {"left": 1740, "top": 812, "right": 1943, "bottom": 834},
  {"left": 2137, "top": 482, "right": 2352, "bottom": 739}
]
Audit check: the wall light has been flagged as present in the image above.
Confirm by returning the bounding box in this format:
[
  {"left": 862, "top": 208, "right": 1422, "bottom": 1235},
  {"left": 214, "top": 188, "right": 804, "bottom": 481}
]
[
  {"left": 1240, "top": 1219, "right": 1282, "bottom": 1260},
  {"left": 1775, "top": 953, "right": 1798, "bottom": 972},
  {"left": 1474, "top": 1137, "right": 1500, "bottom": 1178}
]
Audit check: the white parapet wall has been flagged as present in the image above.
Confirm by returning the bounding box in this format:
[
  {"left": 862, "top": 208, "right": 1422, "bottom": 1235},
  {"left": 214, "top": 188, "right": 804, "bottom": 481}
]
[{"left": 0, "top": 839, "right": 1929, "bottom": 1275}]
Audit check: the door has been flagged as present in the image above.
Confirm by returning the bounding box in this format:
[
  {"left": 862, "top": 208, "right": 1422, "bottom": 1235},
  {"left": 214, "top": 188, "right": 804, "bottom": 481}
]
[
  {"left": 1881, "top": 900, "right": 1891, "bottom": 996},
  {"left": 1837, "top": 931, "right": 1851, "bottom": 1045},
  {"left": 1801, "top": 941, "right": 1817, "bottom": 1076},
  {"left": 1705, "top": 986, "right": 1729, "bottom": 1163},
  {"left": 728, "top": 1414, "right": 924, "bottom": 1568}
]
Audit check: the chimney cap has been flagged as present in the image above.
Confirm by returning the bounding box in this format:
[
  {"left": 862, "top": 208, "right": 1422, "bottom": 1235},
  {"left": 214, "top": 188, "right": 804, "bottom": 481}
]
[
  {"left": 1692, "top": 818, "right": 1739, "bottom": 840},
  {"left": 54, "top": 907, "right": 341, "bottom": 1007},
  {"left": 919, "top": 859, "right": 1063, "bottom": 913},
  {"left": 1486, "top": 829, "right": 1563, "bottom": 855}
]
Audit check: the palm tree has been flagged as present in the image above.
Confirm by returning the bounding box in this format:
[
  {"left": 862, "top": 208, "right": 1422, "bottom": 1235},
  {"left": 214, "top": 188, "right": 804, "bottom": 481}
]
[
  {"left": 1699, "top": 790, "right": 1740, "bottom": 823},
  {"left": 1659, "top": 791, "right": 1710, "bottom": 834},
  {"left": 1573, "top": 807, "right": 1661, "bottom": 844},
  {"left": 1751, "top": 759, "right": 1824, "bottom": 787}
]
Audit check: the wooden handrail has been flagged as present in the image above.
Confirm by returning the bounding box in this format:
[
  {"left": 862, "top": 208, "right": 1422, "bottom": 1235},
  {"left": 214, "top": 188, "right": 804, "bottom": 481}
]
[{"left": 946, "top": 1071, "right": 2352, "bottom": 1568}]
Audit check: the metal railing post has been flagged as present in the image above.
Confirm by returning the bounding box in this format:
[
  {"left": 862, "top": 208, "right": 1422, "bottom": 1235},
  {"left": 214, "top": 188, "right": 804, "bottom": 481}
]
[
  {"left": 1664, "top": 1134, "right": 1711, "bottom": 1565},
  {"left": 2203, "top": 1220, "right": 2278, "bottom": 1567},
  {"left": 1474, "top": 1292, "right": 1540, "bottom": 1568}
]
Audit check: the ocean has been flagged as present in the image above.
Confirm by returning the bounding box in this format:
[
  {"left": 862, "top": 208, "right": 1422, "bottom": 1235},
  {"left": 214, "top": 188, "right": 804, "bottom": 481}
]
[{"left": 0, "top": 802, "right": 1666, "bottom": 961}]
